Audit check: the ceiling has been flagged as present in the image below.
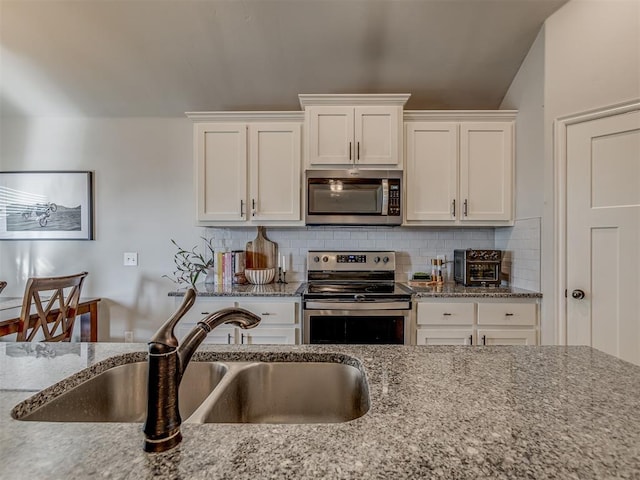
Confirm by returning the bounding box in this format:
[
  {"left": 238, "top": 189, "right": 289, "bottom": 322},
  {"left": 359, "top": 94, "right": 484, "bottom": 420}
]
[{"left": 0, "top": 0, "right": 569, "bottom": 117}]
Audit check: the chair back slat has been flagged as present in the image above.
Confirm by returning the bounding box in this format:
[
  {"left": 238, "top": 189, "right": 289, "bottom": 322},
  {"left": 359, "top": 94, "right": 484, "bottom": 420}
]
[{"left": 17, "top": 272, "right": 88, "bottom": 342}]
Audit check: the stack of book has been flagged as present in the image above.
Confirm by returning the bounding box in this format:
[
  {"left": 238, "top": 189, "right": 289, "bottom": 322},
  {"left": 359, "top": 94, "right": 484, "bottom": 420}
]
[{"left": 214, "top": 250, "right": 246, "bottom": 285}]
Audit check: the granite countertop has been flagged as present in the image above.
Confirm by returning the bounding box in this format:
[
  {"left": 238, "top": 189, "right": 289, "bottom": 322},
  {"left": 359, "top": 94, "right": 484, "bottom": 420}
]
[
  {"left": 168, "top": 282, "right": 305, "bottom": 297},
  {"left": 405, "top": 283, "right": 542, "bottom": 298},
  {"left": 168, "top": 282, "right": 540, "bottom": 299},
  {"left": 2, "top": 343, "right": 639, "bottom": 479}
]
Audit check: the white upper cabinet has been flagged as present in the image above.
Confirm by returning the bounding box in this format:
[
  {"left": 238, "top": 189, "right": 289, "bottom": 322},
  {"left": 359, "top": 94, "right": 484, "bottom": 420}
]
[
  {"left": 300, "top": 94, "right": 410, "bottom": 169},
  {"left": 405, "top": 122, "right": 458, "bottom": 222},
  {"left": 459, "top": 122, "right": 513, "bottom": 222},
  {"left": 404, "top": 112, "right": 515, "bottom": 226},
  {"left": 249, "top": 123, "right": 301, "bottom": 222},
  {"left": 195, "top": 122, "right": 247, "bottom": 222},
  {"left": 188, "top": 112, "right": 303, "bottom": 226}
]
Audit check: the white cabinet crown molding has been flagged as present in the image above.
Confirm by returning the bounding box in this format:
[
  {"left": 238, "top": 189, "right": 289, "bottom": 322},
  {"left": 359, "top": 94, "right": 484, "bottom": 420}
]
[
  {"left": 299, "top": 94, "right": 411, "bottom": 108},
  {"left": 404, "top": 110, "right": 517, "bottom": 122},
  {"left": 186, "top": 111, "right": 304, "bottom": 122}
]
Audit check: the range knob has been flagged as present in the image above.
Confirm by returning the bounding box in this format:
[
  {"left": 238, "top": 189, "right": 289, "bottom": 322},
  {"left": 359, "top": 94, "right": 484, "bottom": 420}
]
[
  {"left": 382, "top": 256, "right": 389, "bottom": 263},
  {"left": 374, "top": 256, "right": 381, "bottom": 263},
  {"left": 313, "top": 256, "right": 320, "bottom": 263},
  {"left": 322, "top": 256, "right": 329, "bottom": 263}
]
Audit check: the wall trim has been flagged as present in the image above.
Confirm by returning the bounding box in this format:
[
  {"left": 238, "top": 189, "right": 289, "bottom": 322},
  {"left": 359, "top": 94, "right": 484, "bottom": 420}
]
[{"left": 404, "top": 110, "right": 517, "bottom": 122}]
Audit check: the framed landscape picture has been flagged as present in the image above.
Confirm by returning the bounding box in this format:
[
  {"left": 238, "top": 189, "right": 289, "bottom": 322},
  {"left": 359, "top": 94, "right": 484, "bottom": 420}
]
[{"left": 0, "top": 171, "right": 94, "bottom": 240}]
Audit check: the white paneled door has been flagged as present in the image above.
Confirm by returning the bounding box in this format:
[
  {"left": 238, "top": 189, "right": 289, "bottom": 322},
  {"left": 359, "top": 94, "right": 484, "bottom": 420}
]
[{"left": 566, "top": 105, "right": 640, "bottom": 365}]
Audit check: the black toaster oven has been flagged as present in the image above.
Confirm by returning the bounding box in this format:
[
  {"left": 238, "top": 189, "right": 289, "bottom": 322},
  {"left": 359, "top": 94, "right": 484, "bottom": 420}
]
[{"left": 453, "top": 249, "right": 502, "bottom": 287}]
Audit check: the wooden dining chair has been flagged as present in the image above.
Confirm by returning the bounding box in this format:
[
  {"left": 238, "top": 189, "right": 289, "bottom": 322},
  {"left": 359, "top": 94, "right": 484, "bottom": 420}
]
[
  {"left": 17, "top": 272, "right": 89, "bottom": 342},
  {"left": 0, "top": 281, "right": 6, "bottom": 294}
]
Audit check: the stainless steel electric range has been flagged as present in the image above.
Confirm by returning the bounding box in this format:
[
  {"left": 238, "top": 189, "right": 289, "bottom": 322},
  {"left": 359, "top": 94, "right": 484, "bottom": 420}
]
[{"left": 302, "top": 250, "right": 412, "bottom": 344}]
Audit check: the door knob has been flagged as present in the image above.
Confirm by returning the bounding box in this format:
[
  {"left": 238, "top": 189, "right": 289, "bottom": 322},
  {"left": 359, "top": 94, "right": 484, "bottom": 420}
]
[{"left": 571, "top": 289, "right": 586, "bottom": 300}]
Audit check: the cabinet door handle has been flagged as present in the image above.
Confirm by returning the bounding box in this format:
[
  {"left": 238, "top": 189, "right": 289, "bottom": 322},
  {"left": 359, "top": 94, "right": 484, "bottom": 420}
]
[
  {"left": 469, "top": 335, "right": 473, "bottom": 346},
  {"left": 505, "top": 313, "right": 514, "bottom": 316},
  {"left": 452, "top": 199, "right": 456, "bottom": 217},
  {"left": 349, "top": 141, "right": 352, "bottom": 161},
  {"left": 241, "top": 333, "right": 245, "bottom": 344},
  {"left": 227, "top": 333, "right": 232, "bottom": 344},
  {"left": 482, "top": 335, "right": 486, "bottom": 346},
  {"left": 442, "top": 313, "right": 452, "bottom": 316},
  {"left": 240, "top": 200, "right": 245, "bottom": 217},
  {"left": 261, "top": 312, "right": 271, "bottom": 316},
  {"left": 464, "top": 199, "right": 468, "bottom": 217},
  {"left": 357, "top": 141, "right": 360, "bottom": 161},
  {"left": 201, "top": 312, "right": 210, "bottom": 315},
  {"left": 252, "top": 198, "right": 256, "bottom": 217}
]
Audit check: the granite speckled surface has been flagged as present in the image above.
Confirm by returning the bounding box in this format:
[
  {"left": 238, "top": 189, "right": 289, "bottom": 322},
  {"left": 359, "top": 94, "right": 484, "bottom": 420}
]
[
  {"left": 168, "top": 282, "right": 304, "bottom": 297},
  {"left": 407, "top": 283, "right": 542, "bottom": 298},
  {"left": 2, "top": 343, "right": 639, "bottom": 479}
]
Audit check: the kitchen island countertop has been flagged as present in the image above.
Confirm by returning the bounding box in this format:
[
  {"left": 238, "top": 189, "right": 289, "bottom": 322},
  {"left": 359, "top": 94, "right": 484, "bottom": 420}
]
[{"left": 1, "top": 343, "right": 639, "bottom": 479}]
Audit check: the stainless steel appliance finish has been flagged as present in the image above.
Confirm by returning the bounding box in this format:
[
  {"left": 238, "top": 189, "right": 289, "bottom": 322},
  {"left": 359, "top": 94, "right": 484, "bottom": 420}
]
[
  {"left": 303, "top": 250, "right": 412, "bottom": 344},
  {"left": 17, "top": 361, "right": 228, "bottom": 423},
  {"left": 192, "top": 361, "right": 369, "bottom": 424},
  {"left": 454, "top": 249, "right": 503, "bottom": 287},
  {"left": 305, "top": 169, "right": 402, "bottom": 226},
  {"left": 17, "top": 360, "right": 369, "bottom": 425}
]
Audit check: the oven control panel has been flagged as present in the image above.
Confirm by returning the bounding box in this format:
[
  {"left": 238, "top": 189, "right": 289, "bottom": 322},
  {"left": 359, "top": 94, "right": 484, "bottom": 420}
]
[
  {"left": 337, "top": 254, "right": 367, "bottom": 263},
  {"left": 308, "top": 251, "right": 396, "bottom": 271}
]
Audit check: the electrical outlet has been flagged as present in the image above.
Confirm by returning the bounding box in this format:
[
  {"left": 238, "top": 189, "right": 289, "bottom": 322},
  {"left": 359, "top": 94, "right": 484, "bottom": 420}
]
[
  {"left": 124, "top": 252, "right": 138, "bottom": 266},
  {"left": 124, "top": 331, "right": 134, "bottom": 343}
]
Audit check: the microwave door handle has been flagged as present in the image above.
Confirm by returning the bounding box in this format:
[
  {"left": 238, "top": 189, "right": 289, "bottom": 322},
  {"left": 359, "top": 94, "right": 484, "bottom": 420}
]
[{"left": 381, "top": 179, "right": 389, "bottom": 215}]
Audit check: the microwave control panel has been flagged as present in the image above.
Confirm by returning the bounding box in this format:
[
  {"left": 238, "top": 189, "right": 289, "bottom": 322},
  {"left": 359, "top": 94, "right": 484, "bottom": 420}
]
[{"left": 388, "top": 179, "right": 401, "bottom": 216}]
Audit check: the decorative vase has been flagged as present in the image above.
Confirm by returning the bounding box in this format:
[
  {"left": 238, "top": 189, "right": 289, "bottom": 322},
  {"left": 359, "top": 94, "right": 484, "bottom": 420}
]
[
  {"left": 204, "top": 266, "right": 216, "bottom": 284},
  {"left": 245, "top": 226, "right": 277, "bottom": 271}
]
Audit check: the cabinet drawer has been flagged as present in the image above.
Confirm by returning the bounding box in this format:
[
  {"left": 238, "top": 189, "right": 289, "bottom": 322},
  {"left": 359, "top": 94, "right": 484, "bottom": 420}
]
[
  {"left": 477, "top": 328, "right": 537, "bottom": 346},
  {"left": 178, "top": 299, "right": 235, "bottom": 324},
  {"left": 237, "top": 301, "right": 298, "bottom": 325},
  {"left": 417, "top": 302, "right": 475, "bottom": 325},
  {"left": 477, "top": 303, "right": 537, "bottom": 326},
  {"left": 176, "top": 323, "right": 236, "bottom": 344},
  {"left": 416, "top": 328, "right": 474, "bottom": 346},
  {"left": 241, "top": 327, "right": 298, "bottom": 345}
]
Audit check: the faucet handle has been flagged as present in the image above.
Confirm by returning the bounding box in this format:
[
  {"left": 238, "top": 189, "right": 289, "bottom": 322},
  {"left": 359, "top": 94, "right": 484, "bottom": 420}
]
[{"left": 148, "top": 288, "right": 197, "bottom": 353}]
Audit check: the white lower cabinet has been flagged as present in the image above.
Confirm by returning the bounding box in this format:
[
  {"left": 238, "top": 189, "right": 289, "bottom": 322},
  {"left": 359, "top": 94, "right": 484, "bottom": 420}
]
[
  {"left": 416, "top": 328, "right": 474, "bottom": 346},
  {"left": 175, "top": 297, "right": 301, "bottom": 345},
  {"left": 415, "top": 298, "right": 538, "bottom": 346}
]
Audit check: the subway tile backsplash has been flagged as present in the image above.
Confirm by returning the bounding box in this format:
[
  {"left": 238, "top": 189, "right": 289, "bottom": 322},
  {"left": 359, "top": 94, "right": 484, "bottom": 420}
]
[
  {"left": 204, "top": 226, "right": 496, "bottom": 283},
  {"left": 495, "top": 218, "right": 542, "bottom": 291}
]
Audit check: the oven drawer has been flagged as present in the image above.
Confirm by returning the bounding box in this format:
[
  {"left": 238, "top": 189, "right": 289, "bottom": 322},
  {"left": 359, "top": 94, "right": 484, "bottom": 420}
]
[
  {"left": 417, "top": 302, "right": 475, "bottom": 325},
  {"left": 476, "top": 303, "right": 537, "bottom": 326}
]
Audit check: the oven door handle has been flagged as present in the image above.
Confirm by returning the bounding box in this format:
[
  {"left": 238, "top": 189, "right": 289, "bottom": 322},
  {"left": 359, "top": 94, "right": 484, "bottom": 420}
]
[{"left": 304, "top": 301, "right": 411, "bottom": 310}]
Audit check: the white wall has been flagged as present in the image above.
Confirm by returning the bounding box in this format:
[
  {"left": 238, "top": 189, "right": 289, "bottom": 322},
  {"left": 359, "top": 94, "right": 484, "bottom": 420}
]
[
  {"left": 496, "top": 27, "right": 545, "bottom": 337},
  {"left": 0, "top": 117, "right": 201, "bottom": 341},
  {"left": 543, "top": 0, "right": 640, "bottom": 345},
  {"left": 500, "top": 0, "right": 640, "bottom": 344},
  {"left": 500, "top": 28, "right": 545, "bottom": 221}
]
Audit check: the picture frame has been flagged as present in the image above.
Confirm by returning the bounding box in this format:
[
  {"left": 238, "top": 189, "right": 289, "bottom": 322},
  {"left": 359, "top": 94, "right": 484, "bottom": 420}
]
[{"left": 0, "top": 171, "right": 94, "bottom": 240}]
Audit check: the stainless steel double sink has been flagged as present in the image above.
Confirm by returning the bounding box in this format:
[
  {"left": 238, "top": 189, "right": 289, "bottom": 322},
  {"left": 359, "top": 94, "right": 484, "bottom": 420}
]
[{"left": 13, "top": 358, "right": 370, "bottom": 424}]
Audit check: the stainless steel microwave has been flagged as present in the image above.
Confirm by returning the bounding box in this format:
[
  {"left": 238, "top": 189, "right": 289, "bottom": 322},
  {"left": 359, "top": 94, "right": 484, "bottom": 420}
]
[{"left": 305, "top": 170, "right": 402, "bottom": 226}]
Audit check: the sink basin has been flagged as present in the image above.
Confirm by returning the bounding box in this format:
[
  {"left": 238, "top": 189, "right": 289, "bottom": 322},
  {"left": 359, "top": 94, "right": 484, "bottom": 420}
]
[
  {"left": 13, "top": 357, "right": 370, "bottom": 425},
  {"left": 188, "top": 362, "right": 369, "bottom": 424},
  {"left": 15, "top": 361, "right": 228, "bottom": 422}
]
